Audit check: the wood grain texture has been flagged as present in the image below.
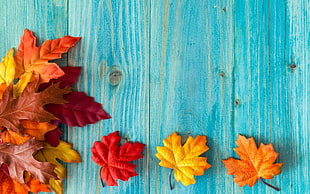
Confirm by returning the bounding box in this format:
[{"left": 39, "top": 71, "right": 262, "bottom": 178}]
[
  {"left": 66, "top": 0, "right": 149, "bottom": 194},
  {"left": 0, "top": 0, "right": 309, "bottom": 194}
]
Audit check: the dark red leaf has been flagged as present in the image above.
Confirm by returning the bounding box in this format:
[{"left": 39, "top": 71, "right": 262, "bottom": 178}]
[
  {"left": 45, "top": 92, "right": 111, "bottom": 127},
  {"left": 44, "top": 128, "right": 62, "bottom": 147},
  {"left": 91, "top": 131, "right": 145, "bottom": 186},
  {"left": 38, "top": 66, "right": 82, "bottom": 91}
]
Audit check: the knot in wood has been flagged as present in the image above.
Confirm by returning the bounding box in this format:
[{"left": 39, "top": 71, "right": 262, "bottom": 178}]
[
  {"left": 289, "top": 63, "right": 297, "bottom": 70},
  {"left": 109, "top": 69, "right": 122, "bottom": 86},
  {"left": 234, "top": 99, "right": 240, "bottom": 106}
]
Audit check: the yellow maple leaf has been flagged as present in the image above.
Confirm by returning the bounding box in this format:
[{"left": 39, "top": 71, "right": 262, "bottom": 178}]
[
  {"left": 156, "top": 132, "right": 211, "bottom": 186},
  {"left": 0, "top": 49, "right": 16, "bottom": 85},
  {"left": 34, "top": 141, "right": 81, "bottom": 194}
]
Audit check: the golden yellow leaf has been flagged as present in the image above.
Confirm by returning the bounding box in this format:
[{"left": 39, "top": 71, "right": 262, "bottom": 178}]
[
  {"left": 156, "top": 132, "right": 211, "bottom": 186},
  {"left": 13, "top": 72, "right": 35, "bottom": 98},
  {"left": 0, "top": 49, "right": 16, "bottom": 85},
  {"left": 222, "top": 134, "right": 283, "bottom": 188},
  {"left": 20, "top": 120, "right": 57, "bottom": 141},
  {"left": 34, "top": 141, "right": 81, "bottom": 194}
]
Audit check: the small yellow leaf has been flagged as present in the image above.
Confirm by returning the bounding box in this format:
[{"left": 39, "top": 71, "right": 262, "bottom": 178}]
[
  {"left": 34, "top": 141, "right": 81, "bottom": 194},
  {"left": 156, "top": 132, "right": 211, "bottom": 186},
  {"left": 0, "top": 49, "right": 16, "bottom": 85},
  {"left": 20, "top": 120, "right": 57, "bottom": 140},
  {"left": 13, "top": 72, "right": 34, "bottom": 98}
]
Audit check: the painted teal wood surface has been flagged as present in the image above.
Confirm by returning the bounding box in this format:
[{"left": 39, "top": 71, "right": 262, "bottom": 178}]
[{"left": 0, "top": 0, "right": 309, "bottom": 194}]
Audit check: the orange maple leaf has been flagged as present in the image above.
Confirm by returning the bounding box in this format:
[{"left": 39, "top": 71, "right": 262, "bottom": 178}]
[
  {"left": 14, "top": 29, "right": 81, "bottom": 83},
  {"left": 222, "top": 134, "right": 283, "bottom": 190}
]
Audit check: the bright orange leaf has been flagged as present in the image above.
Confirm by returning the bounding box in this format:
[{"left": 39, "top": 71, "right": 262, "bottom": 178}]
[
  {"left": 14, "top": 29, "right": 81, "bottom": 84},
  {"left": 1, "top": 128, "right": 31, "bottom": 145},
  {"left": 156, "top": 132, "right": 211, "bottom": 187},
  {"left": 222, "top": 134, "right": 283, "bottom": 190},
  {"left": 0, "top": 171, "right": 50, "bottom": 194},
  {"left": 21, "top": 120, "right": 57, "bottom": 140},
  {"left": 0, "top": 83, "right": 7, "bottom": 100}
]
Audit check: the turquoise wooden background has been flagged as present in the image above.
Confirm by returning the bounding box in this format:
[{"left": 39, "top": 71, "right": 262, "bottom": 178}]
[{"left": 0, "top": 0, "right": 309, "bottom": 193}]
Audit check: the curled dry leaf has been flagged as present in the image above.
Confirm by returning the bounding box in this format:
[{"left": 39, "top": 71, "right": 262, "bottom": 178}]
[
  {"left": 156, "top": 132, "right": 211, "bottom": 187},
  {"left": 222, "top": 134, "right": 283, "bottom": 190}
]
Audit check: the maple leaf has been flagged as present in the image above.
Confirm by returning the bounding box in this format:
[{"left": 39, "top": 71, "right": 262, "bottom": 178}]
[
  {"left": 222, "top": 134, "right": 283, "bottom": 190},
  {"left": 14, "top": 29, "right": 81, "bottom": 83},
  {"left": 45, "top": 91, "right": 111, "bottom": 127},
  {"left": 0, "top": 138, "right": 57, "bottom": 184},
  {"left": 0, "top": 82, "right": 71, "bottom": 134},
  {"left": 34, "top": 141, "right": 81, "bottom": 194},
  {"left": 91, "top": 131, "right": 145, "bottom": 186},
  {"left": 155, "top": 132, "right": 211, "bottom": 187},
  {"left": 0, "top": 171, "right": 50, "bottom": 194}
]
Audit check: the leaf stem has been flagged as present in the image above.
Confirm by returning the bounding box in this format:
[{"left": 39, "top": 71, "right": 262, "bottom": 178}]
[
  {"left": 169, "top": 169, "right": 174, "bottom": 190},
  {"left": 260, "top": 178, "right": 280, "bottom": 191},
  {"left": 100, "top": 167, "right": 105, "bottom": 188}
]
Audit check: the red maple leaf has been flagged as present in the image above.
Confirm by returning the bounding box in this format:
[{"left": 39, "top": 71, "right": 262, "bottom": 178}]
[{"left": 91, "top": 131, "right": 145, "bottom": 186}]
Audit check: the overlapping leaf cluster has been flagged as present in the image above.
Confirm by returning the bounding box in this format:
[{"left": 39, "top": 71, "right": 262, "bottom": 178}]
[{"left": 0, "top": 29, "right": 110, "bottom": 194}]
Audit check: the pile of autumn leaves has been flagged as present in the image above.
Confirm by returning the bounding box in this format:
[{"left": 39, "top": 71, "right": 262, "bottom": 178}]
[{"left": 0, "top": 30, "right": 110, "bottom": 194}]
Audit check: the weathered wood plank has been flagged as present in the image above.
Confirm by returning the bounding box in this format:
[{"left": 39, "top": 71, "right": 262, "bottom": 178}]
[
  {"left": 233, "top": 0, "right": 273, "bottom": 193},
  {"left": 66, "top": 0, "right": 149, "bottom": 193},
  {"left": 150, "top": 0, "right": 235, "bottom": 193},
  {"left": 273, "top": 0, "right": 310, "bottom": 193}
]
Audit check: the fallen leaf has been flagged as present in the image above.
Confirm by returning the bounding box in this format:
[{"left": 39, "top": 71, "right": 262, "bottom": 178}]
[
  {"left": 0, "top": 49, "right": 16, "bottom": 85},
  {"left": 14, "top": 29, "right": 81, "bottom": 83},
  {"left": 39, "top": 66, "right": 82, "bottom": 91},
  {"left": 0, "top": 171, "right": 50, "bottom": 194},
  {"left": 34, "top": 141, "right": 81, "bottom": 194},
  {"left": 222, "top": 134, "right": 283, "bottom": 189},
  {"left": 21, "top": 120, "right": 57, "bottom": 140},
  {"left": 44, "top": 128, "right": 62, "bottom": 147},
  {"left": 0, "top": 82, "right": 71, "bottom": 134},
  {"left": 0, "top": 138, "right": 57, "bottom": 184},
  {"left": 0, "top": 83, "right": 7, "bottom": 99},
  {"left": 45, "top": 91, "right": 111, "bottom": 127},
  {"left": 91, "top": 131, "right": 145, "bottom": 186},
  {"left": 1, "top": 128, "right": 31, "bottom": 145},
  {"left": 156, "top": 132, "right": 211, "bottom": 186}
]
